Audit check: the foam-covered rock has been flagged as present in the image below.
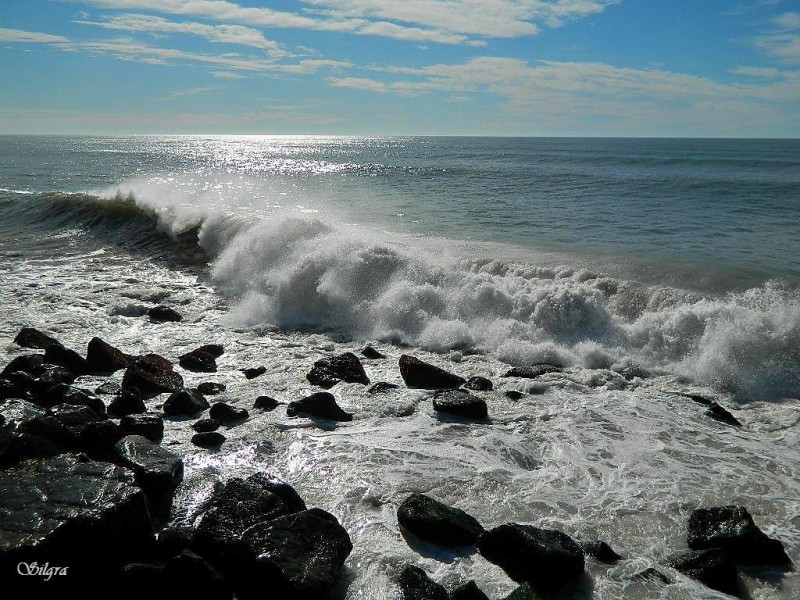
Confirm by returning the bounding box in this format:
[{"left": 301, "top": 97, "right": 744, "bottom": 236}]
[{"left": 432, "top": 389, "right": 487, "bottom": 419}]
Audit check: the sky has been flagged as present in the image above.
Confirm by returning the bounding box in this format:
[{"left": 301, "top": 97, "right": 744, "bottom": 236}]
[{"left": 1, "top": 0, "right": 799, "bottom": 136}]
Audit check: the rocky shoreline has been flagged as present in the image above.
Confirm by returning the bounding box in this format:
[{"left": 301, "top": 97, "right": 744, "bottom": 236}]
[{"left": 0, "top": 318, "right": 795, "bottom": 598}]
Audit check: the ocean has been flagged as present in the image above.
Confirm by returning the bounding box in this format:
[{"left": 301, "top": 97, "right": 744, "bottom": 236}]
[{"left": 1, "top": 135, "right": 798, "bottom": 598}]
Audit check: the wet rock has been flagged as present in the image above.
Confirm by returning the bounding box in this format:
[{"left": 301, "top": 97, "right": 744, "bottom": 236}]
[
  {"left": 287, "top": 392, "right": 353, "bottom": 422},
  {"left": 113, "top": 435, "right": 183, "bottom": 501},
  {"left": 95, "top": 381, "right": 122, "bottom": 395},
  {"left": 632, "top": 567, "right": 671, "bottom": 584},
  {"left": 505, "top": 390, "right": 524, "bottom": 400},
  {"left": 0, "top": 376, "right": 29, "bottom": 401},
  {"left": 687, "top": 505, "right": 791, "bottom": 566},
  {"left": 119, "top": 562, "right": 166, "bottom": 586},
  {"left": 39, "top": 383, "right": 106, "bottom": 414},
  {"left": 179, "top": 349, "right": 217, "bottom": 373},
  {"left": 241, "top": 366, "right": 266, "bottom": 379},
  {"left": 109, "top": 389, "right": 147, "bottom": 417},
  {"left": 681, "top": 392, "right": 714, "bottom": 406},
  {"left": 197, "top": 382, "right": 226, "bottom": 396},
  {"left": 120, "top": 414, "right": 164, "bottom": 442},
  {"left": 450, "top": 580, "right": 490, "bottom": 600},
  {"left": 123, "top": 355, "right": 184, "bottom": 395},
  {"left": 48, "top": 404, "right": 123, "bottom": 452},
  {"left": 197, "top": 344, "right": 225, "bottom": 358},
  {"left": 479, "top": 523, "right": 585, "bottom": 590},
  {"left": 137, "top": 353, "right": 174, "bottom": 373},
  {"left": 86, "top": 337, "right": 133, "bottom": 373},
  {"left": 44, "top": 343, "right": 91, "bottom": 375},
  {"left": 163, "top": 550, "right": 232, "bottom": 599},
  {"left": 13, "top": 327, "right": 59, "bottom": 349},
  {"left": 34, "top": 365, "right": 78, "bottom": 394},
  {"left": 0, "top": 454, "right": 154, "bottom": 572},
  {"left": 155, "top": 525, "right": 195, "bottom": 558},
  {"left": 247, "top": 473, "right": 307, "bottom": 514},
  {"left": 306, "top": 352, "right": 370, "bottom": 388},
  {"left": 192, "top": 431, "right": 225, "bottom": 448},
  {"left": 148, "top": 305, "right": 183, "bottom": 322},
  {"left": 705, "top": 402, "right": 742, "bottom": 427},
  {"left": 0, "top": 399, "right": 72, "bottom": 464},
  {"left": 368, "top": 382, "right": 399, "bottom": 394},
  {"left": 2, "top": 353, "right": 45, "bottom": 377},
  {"left": 433, "top": 389, "right": 488, "bottom": 419},
  {"left": 398, "top": 493, "right": 484, "bottom": 547},
  {"left": 501, "top": 583, "right": 542, "bottom": 600},
  {"left": 193, "top": 418, "right": 221, "bottom": 433},
  {"left": 362, "top": 346, "right": 386, "bottom": 359},
  {"left": 463, "top": 376, "right": 493, "bottom": 391},
  {"left": 502, "top": 365, "right": 562, "bottom": 379},
  {"left": 209, "top": 402, "right": 249, "bottom": 424},
  {"left": 580, "top": 540, "right": 622, "bottom": 563},
  {"left": 665, "top": 548, "right": 740, "bottom": 597},
  {"left": 398, "top": 565, "right": 448, "bottom": 600},
  {"left": 399, "top": 355, "right": 466, "bottom": 389},
  {"left": 253, "top": 395, "right": 280, "bottom": 411},
  {"left": 163, "top": 389, "right": 209, "bottom": 416},
  {"left": 613, "top": 363, "right": 650, "bottom": 381},
  {"left": 242, "top": 508, "right": 353, "bottom": 599}
]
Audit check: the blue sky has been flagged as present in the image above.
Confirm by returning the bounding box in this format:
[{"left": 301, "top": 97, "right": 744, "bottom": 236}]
[{"left": 1, "top": 0, "right": 799, "bottom": 135}]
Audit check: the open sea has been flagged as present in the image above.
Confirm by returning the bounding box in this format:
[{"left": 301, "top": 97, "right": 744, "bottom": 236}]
[{"left": 1, "top": 135, "right": 798, "bottom": 598}]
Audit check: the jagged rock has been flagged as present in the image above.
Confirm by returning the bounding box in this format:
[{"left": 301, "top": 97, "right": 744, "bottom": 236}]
[
  {"left": 0, "top": 399, "right": 72, "bottom": 464},
  {"left": 209, "top": 402, "right": 249, "bottom": 424},
  {"left": 120, "top": 414, "right": 164, "bottom": 442},
  {"left": 197, "top": 382, "right": 226, "bottom": 396},
  {"left": 33, "top": 366, "right": 78, "bottom": 393},
  {"left": 148, "top": 305, "right": 182, "bottom": 322},
  {"left": 479, "top": 524, "right": 585, "bottom": 590},
  {"left": 13, "top": 327, "right": 59, "bottom": 349},
  {"left": 44, "top": 343, "right": 91, "bottom": 375},
  {"left": 48, "top": 404, "right": 122, "bottom": 452},
  {"left": 254, "top": 395, "right": 280, "bottom": 411},
  {"left": 137, "top": 353, "right": 174, "bottom": 373},
  {"left": 193, "top": 418, "right": 221, "bottom": 432},
  {"left": 109, "top": 389, "right": 147, "bottom": 417},
  {"left": 123, "top": 360, "right": 184, "bottom": 395},
  {"left": 163, "top": 550, "right": 232, "bottom": 599},
  {"left": 362, "top": 346, "right": 386, "bottom": 359},
  {"left": 681, "top": 392, "right": 714, "bottom": 406},
  {"left": 450, "top": 580, "right": 490, "bottom": 600},
  {"left": 241, "top": 366, "right": 266, "bottom": 379},
  {"left": 687, "top": 506, "right": 791, "bottom": 566},
  {"left": 665, "top": 548, "right": 740, "bottom": 597},
  {"left": 155, "top": 525, "right": 195, "bottom": 558},
  {"left": 179, "top": 349, "right": 217, "bottom": 373},
  {"left": 399, "top": 355, "right": 465, "bottom": 389},
  {"left": 241, "top": 508, "right": 353, "bottom": 599},
  {"left": 287, "top": 392, "right": 353, "bottom": 421},
  {"left": 39, "top": 383, "right": 106, "bottom": 414},
  {"left": 369, "top": 382, "right": 399, "bottom": 394},
  {"left": 192, "top": 432, "right": 225, "bottom": 448},
  {"left": 580, "top": 540, "right": 622, "bottom": 563},
  {"left": 113, "top": 435, "right": 183, "bottom": 501},
  {"left": 433, "top": 389, "right": 488, "bottom": 419},
  {"left": 0, "top": 377, "right": 27, "bottom": 401},
  {"left": 306, "top": 352, "right": 370, "bottom": 389},
  {"left": 398, "top": 565, "right": 448, "bottom": 600},
  {"left": 464, "top": 376, "right": 493, "bottom": 391},
  {"left": 632, "top": 567, "right": 671, "bottom": 584},
  {"left": 2, "top": 354, "right": 45, "bottom": 377},
  {"left": 0, "top": 454, "right": 154, "bottom": 573},
  {"left": 86, "top": 337, "right": 133, "bottom": 373},
  {"left": 246, "top": 473, "right": 307, "bottom": 514},
  {"left": 705, "top": 403, "right": 741, "bottom": 427},
  {"left": 95, "top": 381, "right": 122, "bottom": 395},
  {"left": 398, "top": 493, "right": 484, "bottom": 546},
  {"left": 163, "top": 389, "right": 209, "bottom": 416},
  {"left": 197, "top": 344, "right": 225, "bottom": 358},
  {"left": 501, "top": 583, "right": 542, "bottom": 600},
  {"left": 502, "top": 365, "right": 562, "bottom": 379},
  {"left": 505, "top": 391, "right": 524, "bottom": 400},
  {"left": 613, "top": 363, "right": 650, "bottom": 380}
]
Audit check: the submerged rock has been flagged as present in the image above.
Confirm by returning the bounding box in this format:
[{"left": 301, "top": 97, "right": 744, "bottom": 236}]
[
  {"left": 163, "top": 389, "right": 210, "bottom": 417},
  {"left": 179, "top": 348, "right": 218, "bottom": 373},
  {"left": 120, "top": 414, "right": 164, "bottom": 442},
  {"left": 254, "top": 395, "right": 280, "bottom": 411},
  {"left": 241, "top": 366, "right": 266, "bottom": 380},
  {"left": 579, "top": 540, "right": 622, "bottom": 563},
  {"left": 463, "top": 376, "right": 493, "bottom": 391},
  {"left": 502, "top": 365, "right": 562, "bottom": 379},
  {"left": 368, "top": 382, "right": 399, "bottom": 394},
  {"left": 287, "top": 392, "right": 353, "bottom": 422},
  {"left": 665, "top": 548, "right": 741, "bottom": 597},
  {"left": 113, "top": 435, "right": 183, "bottom": 501},
  {"left": 433, "top": 389, "right": 488, "bottom": 419},
  {"left": 13, "top": 327, "right": 59, "bottom": 350},
  {"left": 198, "top": 382, "right": 226, "bottom": 396},
  {"left": 450, "top": 580, "right": 490, "bottom": 600},
  {"left": 505, "top": 390, "right": 524, "bottom": 401},
  {"left": 398, "top": 565, "right": 448, "bottom": 600},
  {"left": 193, "top": 417, "right": 221, "bottom": 432},
  {"left": 306, "top": 352, "right": 370, "bottom": 388},
  {"left": 148, "top": 305, "right": 183, "bottom": 322},
  {"left": 209, "top": 402, "right": 249, "bottom": 424},
  {"left": 397, "top": 493, "right": 484, "bottom": 547},
  {"left": 399, "top": 355, "right": 466, "bottom": 389},
  {"left": 705, "top": 402, "right": 742, "bottom": 427},
  {"left": 86, "top": 337, "right": 133, "bottom": 373}
]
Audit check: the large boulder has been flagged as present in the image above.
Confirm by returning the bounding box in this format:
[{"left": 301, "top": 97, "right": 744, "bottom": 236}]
[
  {"left": 163, "top": 389, "right": 209, "bottom": 416},
  {"left": 665, "top": 548, "right": 741, "bottom": 597},
  {"left": 287, "top": 392, "right": 353, "bottom": 422},
  {"left": 47, "top": 404, "right": 122, "bottom": 452},
  {"left": 13, "top": 327, "right": 59, "bottom": 349},
  {"left": 209, "top": 402, "right": 249, "bottom": 424},
  {"left": 479, "top": 524, "right": 585, "bottom": 590},
  {"left": 197, "top": 382, "right": 226, "bottom": 396},
  {"left": 192, "top": 432, "right": 225, "bottom": 448},
  {"left": 502, "top": 365, "right": 562, "bottom": 379},
  {"left": 579, "top": 540, "right": 622, "bottom": 563},
  {"left": 179, "top": 348, "right": 218, "bottom": 373},
  {"left": 450, "top": 581, "right": 490, "bottom": 600},
  {"left": 2, "top": 354, "right": 45, "bottom": 377},
  {"left": 86, "top": 337, "right": 133, "bottom": 373},
  {"left": 306, "top": 352, "right": 370, "bottom": 388},
  {"left": 148, "top": 305, "right": 182, "bottom": 322},
  {"left": 502, "top": 584, "right": 543, "bottom": 600},
  {"left": 398, "top": 565, "right": 448, "bottom": 600},
  {"left": 432, "top": 389, "right": 488, "bottom": 419},
  {"left": 109, "top": 388, "right": 147, "bottom": 417},
  {"left": 123, "top": 354, "right": 184, "bottom": 395},
  {"left": 163, "top": 550, "right": 232, "bottom": 599},
  {"left": 120, "top": 414, "right": 164, "bottom": 442},
  {"left": 112, "top": 435, "right": 183, "bottom": 501},
  {"left": 43, "top": 343, "right": 91, "bottom": 376},
  {"left": 397, "top": 493, "right": 484, "bottom": 547},
  {"left": 38, "top": 383, "right": 106, "bottom": 414},
  {"left": 399, "top": 355, "right": 465, "bottom": 389},
  {"left": 0, "top": 399, "right": 72, "bottom": 465}
]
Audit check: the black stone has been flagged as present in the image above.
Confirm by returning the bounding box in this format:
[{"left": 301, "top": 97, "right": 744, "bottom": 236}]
[
  {"left": 502, "top": 365, "right": 562, "bottom": 379},
  {"left": 179, "top": 349, "right": 218, "bottom": 373},
  {"left": 2, "top": 353, "right": 45, "bottom": 377},
  {"left": 198, "top": 382, "right": 226, "bottom": 396},
  {"left": 501, "top": 584, "right": 542, "bottom": 600},
  {"left": 192, "top": 431, "right": 225, "bottom": 448},
  {"left": 362, "top": 346, "right": 386, "bottom": 359},
  {"left": 48, "top": 404, "right": 123, "bottom": 452},
  {"left": 399, "top": 355, "right": 465, "bottom": 389},
  {"left": 193, "top": 418, "right": 221, "bottom": 432},
  {"left": 44, "top": 343, "right": 91, "bottom": 375},
  {"left": 368, "top": 382, "right": 399, "bottom": 394},
  {"left": 163, "top": 550, "right": 232, "bottom": 599},
  {"left": 306, "top": 352, "right": 370, "bottom": 388},
  {"left": 13, "top": 327, "right": 59, "bottom": 349},
  {"left": 580, "top": 540, "right": 622, "bottom": 563},
  {"left": 113, "top": 434, "right": 183, "bottom": 501},
  {"left": 398, "top": 565, "right": 448, "bottom": 600},
  {"left": 705, "top": 402, "right": 742, "bottom": 427},
  {"left": 95, "top": 381, "right": 122, "bottom": 395},
  {"left": 209, "top": 402, "right": 249, "bottom": 424},
  {"left": 463, "top": 376, "right": 493, "bottom": 391},
  {"left": 253, "top": 395, "right": 280, "bottom": 411},
  {"left": 120, "top": 414, "right": 164, "bottom": 442},
  {"left": 433, "top": 389, "right": 488, "bottom": 419},
  {"left": 0, "top": 399, "right": 73, "bottom": 464},
  {"left": 148, "top": 305, "right": 183, "bottom": 322},
  {"left": 242, "top": 366, "right": 266, "bottom": 379},
  {"left": 197, "top": 344, "right": 225, "bottom": 358},
  {"left": 505, "top": 391, "right": 524, "bottom": 400},
  {"left": 246, "top": 473, "right": 307, "bottom": 513},
  {"left": 450, "top": 580, "right": 490, "bottom": 600},
  {"left": 163, "top": 389, "right": 210, "bottom": 416},
  {"left": 86, "top": 337, "right": 133, "bottom": 373},
  {"left": 0, "top": 377, "right": 27, "bottom": 401},
  {"left": 39, "top": 383, "right": 106, "bottom": 414},
  {"left": 287, "top": 392, "right": 353, "bottom": 422},
  {"left": 123, "top": 364, "right": 184, "bottom": 395},
  {"left": 109, "top": 389, "right": 147, "bottom": 417},
  {"left": 665, "top": 548, "right": 740, "bottom": 597},
  {"left": 398, "top": 493, "right": 484, "bottom": 547}
]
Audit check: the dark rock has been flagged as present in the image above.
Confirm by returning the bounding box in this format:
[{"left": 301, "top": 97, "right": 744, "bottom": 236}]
[
  {"left": 86, "top": 337, "right": 133, "bottom": 373},
  {"left": 179, "top": 349, "right": 217, "bottom": 373},
  {"left": 705, "top": 402, "right": 742, "bottom": 427},
  {"left": 501, "top": 583, "right": 543, "bottom": 600},
  {"left": 287, "top": 392, "right": 353, "bottom": 422},
  {"left": 0, "top": 399, "right": 72, "bottom": 464},
  {"left": 155, "top": 525, "right": 195, "bottom": 558},
  {"left": 398, "top": 493, "right": 484, "bottom": 547},
  {"left": 163, "top": 550, "right": 232, "bottom": 599},
  {"left": 0, "top": 376, "right": 28, "bottom": 401},
  {"left": 479, "top": 523, "right": 585, "bottom": 590},
  {"left": 33, "top": 366, "right": 78, "bottom": 394},
  {"left": 198, "top": 344, "right": 225, "bottom": 358},
  {"left": 13, "top": 327, "right": 59, "bottom": 349},
  {"left": 192, "top": 431, "right": 225, "bottom": 448},
  {"left": 3, "top": 372, "right": 37, "bottom": 399},
  {"left": 242, "top": 366, "right": 266, "bottom": 379},
  {"left": 48, "top": 404, "right": 122, "bottom": 452},
  {"left": 95, "top": 381, "right": 122, "bottom": 395},
  {"left": 450, "top": 580, "right": 490, "bottom": 600},
  {"left": 247, "top": 473, "right": 307, "bottom": 513},
  {"left": 306, "top": 352, "right": 370, "bottom": 388},
  {"left": 254, "top": 395, "right": 280, "bottom": 411},
  {"left": 39, "top": 383, "right": 106, "bottom": 414},
  {"left": 580, "top": 540, "right": 622, "bottom": 563},
  {"left": 113, "top": 435, "right": 183, "bottom": 501},
  {"left": 398, "top": 565, "right": 448, "bottom": 600},
  {"left": 109, "top": 389, "right": 147, "bottom": 417},
  {"left": 119, "top": 562, "right": 166, "bottom": 586},
  {"left": 148, "top": 305, "right": 183, "bottom": 322},
  {"left": 362, "top": 346, "right": 386, "bottom": 359},
  {"left": 193, "top": 418, "right": 221, "bottom": 432},
  {"left": 681, "top": 392, "right": 714, "bottom": 406},
  {"left": 505, "top": 391, "right": 524, "bottom": 400},
  {"left": 614, "top": 363, "right": 651, "bottom": 380},
  {"left": 137, "top": 353, "right": 174, "bottom": 373},
  {"left": 464, "top": 376, "right": 493, "bottom": 391},
  {"left": 687, "top": 505, "right": 791, "bottom": 566},
  {"left": 198, "top": 382, "right": 226, "bottom": 396},
  {"left": 433, "top": 389, "right": 488, "bottom": 419},
  {"left": 2, "top": 353, "right": 45, "bottom": 377},
  {"left": 242, "top": 508, "right": 353, "bottom": 599},
  {"left": 0, "top": 454, "right": 154, "bottom": 573},
  {"left": 123, "top": 354, "right": 184, "bottom": 395},
  {"left": 502, "top": 365, "right": 562, "bottom": 379},
  {"left": 632, "top": 567, "right": 671, "bottom": 584},
  {"left": 368, "top": 381, "right": 399, "bottom": 394},
  {"left": 209, "top": 402, "right": 249, "bottom": 424},
  {"left": 44, "top": 343, "right": 91, "bottom": 375},
  {"left": 665, "top": 548, "right": 740, "bottom": 597},
  {"left": 399, "top": 355, "right": 465, "bottom": 389},
  {"left": 163, "top": 389, "right": 209, "bottom": 416},
  {"left": 120, "top": 414, "right": 164, "bottom": 442}
]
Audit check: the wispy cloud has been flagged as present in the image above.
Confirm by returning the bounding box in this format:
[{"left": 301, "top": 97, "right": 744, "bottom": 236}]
[
  {"left": 328, "top": 76, "right": 387, "bottom": 92},
  {"left": 154, "top": 86, "right": 218, "bottom": 101},
  {"left": 723, "top": 0, "right": 781, "bottom": 17},
  {"left": 729, "top": 65, "right": 783, "bottom": 78},
  {"left": 0, "top": 27, "right": 71, "bottom": 44},
  {"left": 211, "top": 70, "right": 245, "bottom": 79},
  {"left": 771, "top": 11, "right": 800, "bottom": 30}
]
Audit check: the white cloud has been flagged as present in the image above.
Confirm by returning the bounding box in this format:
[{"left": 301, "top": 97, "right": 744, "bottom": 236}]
[
  {"left": 772, "top": 12, "right": 800, "bottom": 30},
  {"left": 211, "top": 70, "right": 245, "bottom": 79},
  {"left": 755, "top": 33, "right": 800, "bottom": 64},
  {"left": 328, "top": 76, "right": 388, "bottom": 92},
  {"left": 155, "top": 86, "right": 219, "bottom": 101},
  {"left": 729, "top": 65, "right": 783, "bottom": 78},
  {"left": 0, "top": 28, "right": 71, "bottom": 44}
]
